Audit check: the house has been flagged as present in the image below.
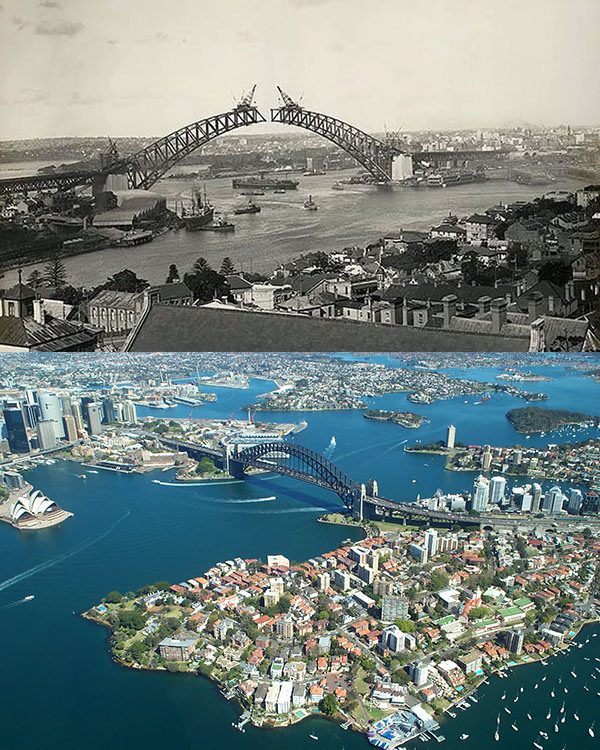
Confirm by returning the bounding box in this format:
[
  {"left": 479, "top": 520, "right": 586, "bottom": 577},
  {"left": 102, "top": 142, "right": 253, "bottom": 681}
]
[
  {"left": 88, "top": 289, "right": 145, "bottom": 334},
  {"left": 458, "top": 650, "right": 484, "bottom": 674},
  {"left": 465, "top": 214, "right": 499, "bottom": 245}
]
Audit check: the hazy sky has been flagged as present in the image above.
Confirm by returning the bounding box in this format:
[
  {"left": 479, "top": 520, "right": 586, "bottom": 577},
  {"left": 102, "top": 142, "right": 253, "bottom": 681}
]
[{"left": 1, "top": 0, "right": 599, "bottom": 140}]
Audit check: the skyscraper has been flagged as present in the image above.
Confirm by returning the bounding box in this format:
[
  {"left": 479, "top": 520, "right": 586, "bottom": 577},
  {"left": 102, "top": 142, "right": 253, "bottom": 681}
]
[
  {"left": 36, "top": 420, "right": 57, "bottom": 450},
  {"left": 490, "top": 476, "right": 506, "bottom": 505},
  {"left": 472, "top": 475, "right": 490, "bottom": 512},
  {"left": 482, "top": 449, "right": 492, "bottom": 472},
  {"left": 567, "top": 488, "right": 583, "bottom": 515},
  {"left": 63, "top": 414, "right": 78, "bottom": 442},
  {"left": 2, "top": 403, "right": 30, "bottom": 454},
  {"left": 37, "top": 393, "right": 65, "bottom": 440},
  {"left": 446, "top": 424, "right": 456, "bottom": 449},
  {"left": 424, "top": 528, "right": 438, "bottom": 559},
  {"left": 123, "top": 400, "right": 138, "bottom": 424},
  {"left": 531, "top": 483, "right": 543, "bottom": 513},
  {"left": 85, "top": 402, "right": 103, "bottom": 436}
]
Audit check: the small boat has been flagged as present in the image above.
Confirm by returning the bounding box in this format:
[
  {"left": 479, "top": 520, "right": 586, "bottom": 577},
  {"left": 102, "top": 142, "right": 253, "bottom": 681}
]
[
  {"left": 274, "top": 189, "right": 285, "bottom": 194},
  {"left": 574, "top": 713, "right": 580, "bottom": 721},
  {"left": 198, "top": 216, "right": 235, "bottom": 232},
  {"left": 331, "top": 181, "right": 344, "bottom": 191},
  {"left": 303, "top": 194, "right": 318, "bottom": 210},
  {"left": 554, "top": 724, "right": 559, "bottom": 733},
  {"left": 460, "top": 735, "right": 469, "bottom": 741},
  {"left": 570, "top": 670, "right": 577, "bottom": 678},
  {"left": 514, "top": 696, "right": 519, "bottom": 703},
  {"left": 519, "top": 687, "right": 524, "bottom": 693},
  {"left": 533, "top": 744, "right": 543, "bottom": 750},
  {"left": 494, "top": 730, "right": 500, "bottom": 742},
  {"left": 564, "top": 688, "right": 568, "bottom": 694},
  {"left": 546, "top": 710, "right": 551, "bottom": 720},
  {"left": 511, "top": 724, "right": 519, "bottom": 732},
  {"left": 550, "top": 691, "right": 555, "bottom": 698},
  {"left": 309, "top": 735, "right": 318, "bottom": 741},
  {"left": 526, "top": 714, "right": 532, "bottom": 720},
  {"left": 501, "top": 693, "right": 507, "bottom": 700},
  {"left": 539, "top": 731, "right": 548, "bottom": 739},
  {"left": 504, "top": 708, "right": 511, "bottom": 715},
  {"left": 23, "top": 595, "right": 34, "bottom": 602},
  {"left": 234, "top": 199, "right": 261, "bottom": 215}
]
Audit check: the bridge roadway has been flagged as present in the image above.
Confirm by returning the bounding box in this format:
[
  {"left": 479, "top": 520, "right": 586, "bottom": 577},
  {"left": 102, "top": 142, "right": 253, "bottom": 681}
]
[{"left": 156, "top": 436, "right": 598, "bottom": 533}]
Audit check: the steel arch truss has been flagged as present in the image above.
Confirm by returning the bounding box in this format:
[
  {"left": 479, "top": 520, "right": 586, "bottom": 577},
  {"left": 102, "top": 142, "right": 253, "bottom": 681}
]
[
  {"left": 235, "top": 442, "right": 360, "bottom": 509},
  {"left": 271, "top": 106, "right": 394, "bottom": 182},
  {"left": 122, "top": 105, "right": 267, "bottom": 190}
]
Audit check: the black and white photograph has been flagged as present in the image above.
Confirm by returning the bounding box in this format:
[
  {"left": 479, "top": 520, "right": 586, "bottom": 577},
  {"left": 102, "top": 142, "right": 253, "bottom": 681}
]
[{"left": 0, "top": 0, "right": 599, "bottom": 351}]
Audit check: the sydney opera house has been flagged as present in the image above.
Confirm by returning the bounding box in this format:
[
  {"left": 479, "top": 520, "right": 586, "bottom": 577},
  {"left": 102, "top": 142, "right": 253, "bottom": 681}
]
[{"left": 8, "top": 488, "right": 73, "bottom": 530}]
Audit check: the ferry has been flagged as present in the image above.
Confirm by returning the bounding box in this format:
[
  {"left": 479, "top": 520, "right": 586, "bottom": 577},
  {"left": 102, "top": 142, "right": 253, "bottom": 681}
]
[{"left": 232, "top": 176, "right": 299, "bottom": 190}]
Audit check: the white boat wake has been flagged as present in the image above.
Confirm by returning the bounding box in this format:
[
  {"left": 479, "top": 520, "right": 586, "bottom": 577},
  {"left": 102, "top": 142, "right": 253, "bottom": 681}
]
[
  {"left": 151, "top": 479, "right": 244, "bottom": 487},
  {"left": 220, "top": 496, "right": 277, "bottom": 504},
  {"left": 0, "top": 507, "right": 131, "bottom": 594}
]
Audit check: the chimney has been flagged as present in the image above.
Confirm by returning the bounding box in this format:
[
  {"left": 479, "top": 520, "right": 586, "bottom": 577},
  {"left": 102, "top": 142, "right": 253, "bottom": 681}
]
[
  {"left": 527, "top": 291, "right": 544, "bottom": 322},
  {"left": 547, "top": 295, "right": 555, "bottom": 314},
  {"left": 402, "top": 297, "right": 408, "bottom": 326},
  {"left": 442, "top": 294, "right": 457, "bottom": 328},
  {"left": 491, "top": 297, "right": 507, "bottom": 333},
  {"left": 529, "top": 317, "right": 546, "bottom": 352},
  {"left": 477, "top": 295, "right": 492, "bottom": 316},
  {"left": 33, "top": 299, "right": 45, "bottom": 325}
]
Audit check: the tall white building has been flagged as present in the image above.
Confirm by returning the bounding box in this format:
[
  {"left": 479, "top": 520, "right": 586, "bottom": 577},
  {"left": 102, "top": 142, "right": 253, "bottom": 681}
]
[
  {"left": 490, "top": 476, "right": 507, "bottom": 505},
  {"left": 424, "top": 529, "right": 438, "bottom": 559},
  {"left": 391, "top": 153, "right": 413, "bottom": 181},
  {"left": 472, "top": 475, "right": 490, "bottom": 512},
  {"left": 123, "top": 400, "right": 138, "bottom": 424},
  {"left": 36, "top": 419, "right": 57, "bottom": 450},
  {"left": 37, "top": 392, "right": 65, "bottom": 439},
  {"left": 446, "top": 424, "right": 456, "bottom": 449}
]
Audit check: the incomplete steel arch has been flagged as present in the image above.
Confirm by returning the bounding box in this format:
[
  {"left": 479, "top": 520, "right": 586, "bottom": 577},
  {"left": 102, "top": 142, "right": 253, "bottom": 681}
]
[
  {"left": 121, "top": 87, "right": 266, "bottom": 189},
  {"left": 232, "top": 441, "right": 361, "bottom": 510},
  {"left": 271, "top": 86, "right": 396, "bottom": 182}
]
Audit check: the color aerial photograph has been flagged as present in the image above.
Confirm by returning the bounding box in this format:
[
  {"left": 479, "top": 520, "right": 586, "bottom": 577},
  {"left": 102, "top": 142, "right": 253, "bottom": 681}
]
[{"left": 0, "top": 351, "right": 599, "bottom": 750}]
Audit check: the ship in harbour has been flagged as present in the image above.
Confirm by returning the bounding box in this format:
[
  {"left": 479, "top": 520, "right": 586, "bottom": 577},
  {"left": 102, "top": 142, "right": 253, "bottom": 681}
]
[
  {"left": 232, "top": 176, "right": 299, "bottom": 190},
  {"left": 234, "top": 199, "right": 261, "bottom": 215},
  {"left": 181, "top": 188, "right": 214, "bottom": 230}
]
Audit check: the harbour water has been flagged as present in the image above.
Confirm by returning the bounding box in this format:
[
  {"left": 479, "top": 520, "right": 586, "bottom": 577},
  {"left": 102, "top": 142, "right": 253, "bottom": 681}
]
[
  {"left": 0, "top": 166, "right": 590, "bottom": 287},
  {"left": 0, "top": 358, "right": 598, "bottom": 749}
]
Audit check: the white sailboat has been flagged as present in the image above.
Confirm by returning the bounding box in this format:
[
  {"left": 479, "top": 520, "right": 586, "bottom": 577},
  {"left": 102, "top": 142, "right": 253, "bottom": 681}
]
[{"left": 589, "top": 722, "right": 595, "bottom": 738}]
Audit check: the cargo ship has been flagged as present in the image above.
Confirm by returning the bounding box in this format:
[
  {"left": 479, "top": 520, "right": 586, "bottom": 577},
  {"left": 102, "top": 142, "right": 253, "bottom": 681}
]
[
  {"left": 232, "top": 176, "right": 299, "bottom": 190},
  {"left": 181, "top": 188, "right": 214, "bottom": 230}
]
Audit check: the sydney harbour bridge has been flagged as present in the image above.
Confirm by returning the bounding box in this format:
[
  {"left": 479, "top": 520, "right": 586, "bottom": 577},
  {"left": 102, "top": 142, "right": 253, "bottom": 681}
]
[
  {"left": 0, "top": 85, "right": 508, "bottom": 196},
  {"left": 156, "top": 436, "right": 592, "bottom": 534}
]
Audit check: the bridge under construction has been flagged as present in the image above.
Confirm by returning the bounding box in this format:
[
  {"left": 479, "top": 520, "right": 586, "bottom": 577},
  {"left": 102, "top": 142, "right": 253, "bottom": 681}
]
[{"left": 0, "top": 85, "right": 509, "bottom": 196}]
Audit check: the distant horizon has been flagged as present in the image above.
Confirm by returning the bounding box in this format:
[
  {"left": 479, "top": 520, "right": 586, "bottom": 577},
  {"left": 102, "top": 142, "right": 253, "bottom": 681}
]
[{"left": 1, "top": 0, "right": 599, "bottom": 140}]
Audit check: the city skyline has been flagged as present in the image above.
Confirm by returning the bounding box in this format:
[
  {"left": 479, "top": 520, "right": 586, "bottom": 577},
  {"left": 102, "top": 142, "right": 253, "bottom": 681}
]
[{"left": 1, "top": 0, "right": 600, "bottom": 140}]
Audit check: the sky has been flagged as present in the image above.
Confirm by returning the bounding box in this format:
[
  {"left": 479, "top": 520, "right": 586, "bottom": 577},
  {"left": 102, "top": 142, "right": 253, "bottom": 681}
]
[{"left": 0, "top": 0, "right": 599, "bottom": 140}]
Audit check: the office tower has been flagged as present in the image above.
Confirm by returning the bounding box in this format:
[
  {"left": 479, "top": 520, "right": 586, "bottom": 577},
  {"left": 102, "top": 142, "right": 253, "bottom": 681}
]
[
  {"left": 567, "top": 488, "right": 583, "bottom": 515},
  {"left": 381, "top": 594, "right": 409, "bottom": 623},
  {"left": 23, "top": 389, "right": 40, "bottom": 428},
  {"left": 543, "top": 486, "right": 561, "bottom": 513},
  {"left": 37, "top": 393, "right": 65, "bottom": 439},
  {"left": 60, "top": 396, "right": 73, "bottom": 418},
  {"left": 123, "top": 400, "right": 138, "bottom": 424},
  {"left": 85, "top": 402, "right": 103, "bottom": 436},
  {"left": 472, "top": 475, "right": 490, "bottom": 512},
  {"left": 36, "top": 420, "right": 57, "bottom": 450},
  {"left": 446, "top": 424, "right": 456, "bottom": 449},
  {"left": 2, "top": 404, "right": 31, "bottom": 454},
  {"left": 63, "top": 415, "right": 78, "bottom": 442},
  {"left": 424, "top": 528, "right": 438, "bottom": 559},
  {"left": 71, "top": 401, "right": 85, "bottom": 433},
  {"left": 521, "top": 493, "right": 533, "bottom": 512},
  {"left": 102, "top": 398, "right": 116, "bottom": 425},
  {"left": 531, "top": 483, "right": 542, "bottom": 513},
  {"left": 490, "top": 476, "right": 506, "bottom": 505}
]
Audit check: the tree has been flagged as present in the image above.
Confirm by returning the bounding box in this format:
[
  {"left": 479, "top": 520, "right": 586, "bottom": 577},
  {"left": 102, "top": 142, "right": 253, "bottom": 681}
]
[
  {"left": 105, "top": 591, "right": 123, "bottom": 604},
  {"left": 43, "top": 256, "right": 68, "bottom": 288},
  {"left": 166, "top": 264, "right": 180, "bottom": 283},
  {"left": 395, "top": 618, "right": 415, "bottom": 633},
  {"left": 183, "top": 262, "right": 227, "bottom": 303},
  {"left": 26, "top": 269, "right": 44, "bottom": 289},
  {"left": 538, "top": 260, "right": 571, "bottom": 287},
  {"left": 320, "top": 693, "right": 339, "bottom": 716},
  {"left": 103, "top": 269, "right": 149, "bottom": 293},
  {"left": 220, "top": 257, "right": 236, "bottom": 276},
  {"left": 428, "top": 569, "right": 449, "bottom": 592}
]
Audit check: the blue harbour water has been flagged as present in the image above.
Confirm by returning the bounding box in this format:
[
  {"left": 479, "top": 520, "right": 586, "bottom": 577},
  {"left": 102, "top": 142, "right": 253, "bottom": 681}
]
[{"left": 0, "top": 358, "right": 599, "bottom": 749}]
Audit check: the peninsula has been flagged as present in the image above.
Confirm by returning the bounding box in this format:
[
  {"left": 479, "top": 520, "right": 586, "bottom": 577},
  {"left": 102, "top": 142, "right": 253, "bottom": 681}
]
[
  {"left": 506, "top": 406, "right": 599, "bottom": 434},
  {"left": 85, "top": 519, "right": 599, "bottom": 744}
]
